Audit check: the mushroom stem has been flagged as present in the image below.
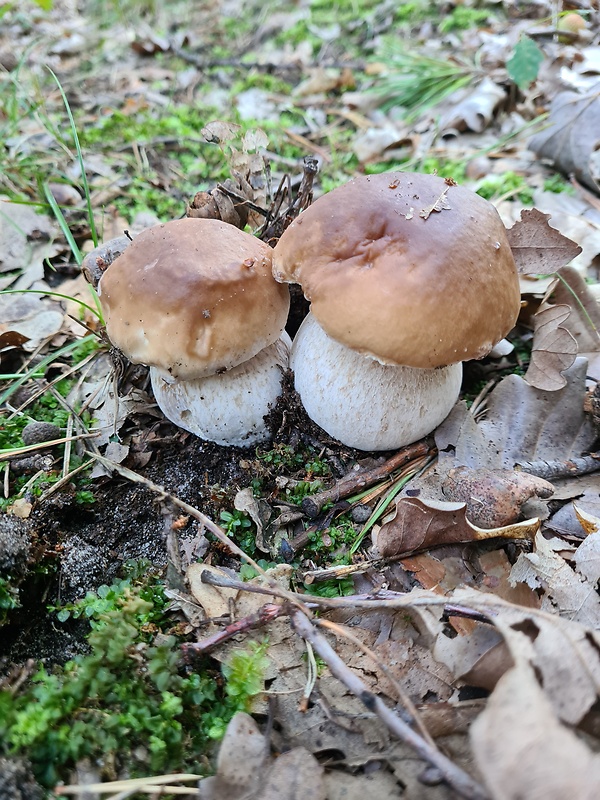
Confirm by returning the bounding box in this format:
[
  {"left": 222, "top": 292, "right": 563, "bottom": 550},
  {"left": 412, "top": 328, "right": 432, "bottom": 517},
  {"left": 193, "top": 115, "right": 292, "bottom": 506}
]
[
  {"left": 291, "top": 314, "right": 462, "bottom": 451},
  {"left": 150, "top": 334, "right": 291, "bottom": 448}
]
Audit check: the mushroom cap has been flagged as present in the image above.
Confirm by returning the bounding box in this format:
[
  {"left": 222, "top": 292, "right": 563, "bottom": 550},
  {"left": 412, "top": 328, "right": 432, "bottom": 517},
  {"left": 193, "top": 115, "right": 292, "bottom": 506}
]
[
  {"left": 98, "top": 218, "right": 290, "bottom": 380},
  {"left": 272, "top": 172, "right": 520, "bottom": 368}
]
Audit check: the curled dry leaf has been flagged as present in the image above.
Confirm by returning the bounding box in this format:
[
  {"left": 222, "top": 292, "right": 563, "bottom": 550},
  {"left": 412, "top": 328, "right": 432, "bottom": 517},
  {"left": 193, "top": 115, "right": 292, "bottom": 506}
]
[
  {"left": 234, "top": 487, "right": 273, "bottom": 553},
  {"left": 441, "top": 466, "right": 554, "bottom": 528},
  {"left": 524, "top": 304, "right": 578, "bottom": 391},
  {"left": 187, "top": 563, "right": 238, "bottom": 618},
  {"left": 506, "top": 208, "right": 582, "bottom": 275},
  {"left": 450, "top": 587, "right": 600, "bottom": 725},
  {"left": 529, "top": 88, "right": 600, "bottom": 194},
  {"left": 186, "top": 176, "right": 255, "bottom": 229},
  {"left": 374, "top": 496, "right": 539, "bottom": 559}
]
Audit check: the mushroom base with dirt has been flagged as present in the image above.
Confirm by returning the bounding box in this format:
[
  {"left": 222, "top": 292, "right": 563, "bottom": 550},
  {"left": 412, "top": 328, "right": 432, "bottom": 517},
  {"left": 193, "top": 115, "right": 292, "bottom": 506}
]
[
  {"left": 291, "top": 314, "right": 462, "bottom": 451},
  {"left": 150, "top": 334, "right": 291, "bottom": 448}
]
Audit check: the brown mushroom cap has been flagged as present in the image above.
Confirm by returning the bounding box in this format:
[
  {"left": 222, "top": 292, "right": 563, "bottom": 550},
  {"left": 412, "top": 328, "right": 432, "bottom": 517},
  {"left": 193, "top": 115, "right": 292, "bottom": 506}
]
[
  {"left": 98, "top": 218, "right": 290, "bottom": 380},
  {"left": 272, "top": 172, "right": 520, "bottom": 368}
]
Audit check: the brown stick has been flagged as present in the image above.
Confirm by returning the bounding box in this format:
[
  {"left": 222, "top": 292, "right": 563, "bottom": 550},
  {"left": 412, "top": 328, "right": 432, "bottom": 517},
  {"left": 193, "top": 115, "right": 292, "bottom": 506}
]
[
  {"left": 291, "top": 611, "right": 490, "bottom": 800},
  {"left": 514, "top": 454, "right": 600, "bottom": 481},
  {"left": 301, "top": 439, "right": 434, "bottom": 518},
  {"left": 182, "top": 603, "right": 286, "bottom": 655}
]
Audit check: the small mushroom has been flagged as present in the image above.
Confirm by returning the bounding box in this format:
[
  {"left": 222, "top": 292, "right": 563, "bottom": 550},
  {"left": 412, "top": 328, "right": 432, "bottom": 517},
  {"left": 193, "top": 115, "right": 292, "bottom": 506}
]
[
  {"left": 97, "top": 218, "right": 290, "bottom": 446},
  {"left": 272, "top": 172, "right": 520, "bottom": 451}
]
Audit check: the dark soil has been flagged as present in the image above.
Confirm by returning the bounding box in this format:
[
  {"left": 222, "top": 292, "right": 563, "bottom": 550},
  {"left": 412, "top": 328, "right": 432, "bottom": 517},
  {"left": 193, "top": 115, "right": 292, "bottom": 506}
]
[{"left": 0, "top": 370, "right": 366, "bottom": 667}]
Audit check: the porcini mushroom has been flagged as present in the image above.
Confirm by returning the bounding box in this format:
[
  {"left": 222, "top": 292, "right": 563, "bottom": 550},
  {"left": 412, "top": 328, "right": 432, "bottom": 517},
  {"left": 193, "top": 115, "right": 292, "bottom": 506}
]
[
  {"left": 272, "top": 172, "right": 520, "bottom": 451},
  {"left": 97, "top": 217, "right": 290, "bottom": 447}
]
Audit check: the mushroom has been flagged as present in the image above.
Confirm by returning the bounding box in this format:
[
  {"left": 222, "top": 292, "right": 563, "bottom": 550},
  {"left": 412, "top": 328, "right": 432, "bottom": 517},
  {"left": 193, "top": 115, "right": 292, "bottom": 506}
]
[
  {"left": 272, "top": 172, "right": 520, "bottom": 451},
  {"left": 97, "top": 218, "right": 290, "bottom": 447}
]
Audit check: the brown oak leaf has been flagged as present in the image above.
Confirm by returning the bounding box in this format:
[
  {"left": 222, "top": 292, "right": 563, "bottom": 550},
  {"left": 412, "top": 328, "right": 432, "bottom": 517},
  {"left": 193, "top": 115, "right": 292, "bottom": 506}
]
[
  {"left": 507, "top": 208, "right": 582, "bottom": 275},
  {"left": 524, "top": 304, "right": 578, "bottom": 391}
]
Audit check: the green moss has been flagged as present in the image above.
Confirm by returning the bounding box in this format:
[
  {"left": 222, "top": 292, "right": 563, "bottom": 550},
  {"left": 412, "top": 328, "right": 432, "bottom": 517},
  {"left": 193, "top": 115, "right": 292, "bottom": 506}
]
[
  {"left": 439, "top": 6, "right": 495, "bottom": 33},
  {"left": 476, "top": 171, "right": 534, "bottom": 204},
  {"left": 0, "top": 577, "right": 267, "bottom": 786}
]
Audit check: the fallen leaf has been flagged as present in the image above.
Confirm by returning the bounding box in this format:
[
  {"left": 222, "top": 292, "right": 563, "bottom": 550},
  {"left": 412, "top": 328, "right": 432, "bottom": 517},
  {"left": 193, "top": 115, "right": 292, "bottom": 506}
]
[
  {"left": 441, "top": 466, "right": 554, "bottom": 528},
  {"left": 546, "top": 267, "right": 600, "bottom": 371},
  {"left": 450, "top": 587, "right": 600, "bottom": 724},
  {"left": 436, "top": 357, "right": 595, "bottom": 472},
  {"left": 509, "top": 531, "right": 600, "bottom": 628},
  {"left": 506, "top": 208, "right": 582, "bottom": 274},
  {"left": 187, "top": 563, "right": 237, "bottom": 619},
  {"left": 234, "top": 488, "right": 273, "bottom": 554},
  {"left": 261, "top": 748, "right": 325, "bottom": 800},
  {"left": 439, "top": 77, "right": 506, "bottom": 133},
  {"left": 0, "top": 197, "right": 60, "bottom": 278},
  {"left": 374, "top": 496, "right": 539, "bottom": 559},
  {"left": 198, "top": 712, "right": 267, "bottom": 800},
  {"left": 524, "top": 304, "right": 578, "bottom": 390},
  {"left": 0, "top": 292, "right": 64, "bottom": 352},
  {"left": 529, "top": 88, "right": 600, "bottom": 193},
  {"left": 471, "top": 661, "right": 600, "bottom": 800}
]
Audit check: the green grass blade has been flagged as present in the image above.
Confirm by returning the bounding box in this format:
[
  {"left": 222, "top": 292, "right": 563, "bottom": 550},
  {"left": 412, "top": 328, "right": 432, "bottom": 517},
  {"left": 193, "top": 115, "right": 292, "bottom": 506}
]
[
  {"left": 0, "top": 334, "right": 97, "bottom": 407},
  {"left": 42, "top": 181, "right": 82, "bottom": 264},
  {"left": 47, "top": 67, "right": 98, "bottom": 247},
  {"left": 0, "top": 289, "right": 102, "bottom": 322}
]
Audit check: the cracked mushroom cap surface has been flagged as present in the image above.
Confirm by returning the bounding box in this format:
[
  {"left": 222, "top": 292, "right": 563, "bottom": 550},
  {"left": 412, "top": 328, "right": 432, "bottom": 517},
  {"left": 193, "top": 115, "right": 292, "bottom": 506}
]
[
  {"left": 272, "top": 172, "right": 520, "bottom": 368},
  {"left": 98, "top": 218, "right": 290, "bottom": 380}
]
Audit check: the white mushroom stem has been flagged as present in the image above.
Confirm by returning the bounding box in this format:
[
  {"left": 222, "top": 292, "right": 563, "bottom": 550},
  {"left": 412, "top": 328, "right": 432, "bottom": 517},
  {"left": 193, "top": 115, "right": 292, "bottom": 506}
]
[
  {"left": 291, "top": 314, "right": 462, "bottom": 451},
  {"left": 150, "top": 334, "right": 291, "bottom": 448}
]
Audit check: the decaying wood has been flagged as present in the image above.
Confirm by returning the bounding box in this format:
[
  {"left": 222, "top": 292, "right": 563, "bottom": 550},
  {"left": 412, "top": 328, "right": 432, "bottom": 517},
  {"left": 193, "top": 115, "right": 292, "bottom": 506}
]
[{"left": 301, "top": 439, "right": 434, "bottom": 518}]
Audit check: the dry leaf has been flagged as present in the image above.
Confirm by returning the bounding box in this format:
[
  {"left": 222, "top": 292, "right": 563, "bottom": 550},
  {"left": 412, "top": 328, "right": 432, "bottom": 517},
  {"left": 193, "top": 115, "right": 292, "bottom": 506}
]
[
  {"left": 261, "top": 748, "right": 325, "bottom": 800},
  {"left": 441, "top": 466, "right": 554, "bottom": 528},
  {"left": 198, "top": 712, "right": 267, "bottom": 800},
  {"left": 450, "top": 587, "right": 600, "bottom": 724},
  {"left": 234, "top": 488, "right": 273, "bottom": 553},
  {"left": 0, "top": 293, "right": 64, "bottom": 352},
  {"left": 375, "top": 496, "right": 539, "bottom": 559},
  {"left": 471, "top": 661, "right": 600, "bottom": 800},
  {"left": 529, "top": 88, "right": 600, "bottom": 194},
  {"left": 524, "top": 304, "right": 578, "bottom": 390},
  {"left": 509, "top": 531, "right": 600, "bottom": 628},
  {"left": 436, "top": 358, "right": 595, "bottom": 472},
  {"left": 506, "top": 208, "right": 582, "bottom": 274},
  {"left": 187, "top": 563, "right": 237, "bottom": 618},
  {"left": 439, "top": 77, "right": 506, "bottom": 133},
  {"left": 546, "top": 266, "right": 600, "bottom": 373},
  {"left": 0, "top": 197, "right": 60, "bottom": 278}
]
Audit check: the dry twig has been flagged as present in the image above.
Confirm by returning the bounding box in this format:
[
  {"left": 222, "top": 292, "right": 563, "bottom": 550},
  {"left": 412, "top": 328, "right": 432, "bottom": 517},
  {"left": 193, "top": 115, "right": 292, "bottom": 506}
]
[
  {"left": 291, "top": 611, "right": 490, "bottom": 800},
  {"left": 301, "top": 439, "right": 434, "bottom": 518}
]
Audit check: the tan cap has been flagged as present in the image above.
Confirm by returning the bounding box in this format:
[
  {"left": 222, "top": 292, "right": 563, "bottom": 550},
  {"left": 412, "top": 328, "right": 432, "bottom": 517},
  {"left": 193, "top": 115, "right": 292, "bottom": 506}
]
[
  {"left": 272, "top": 172, "right": 520, "bottom": 368},
  {"left": 99, "top": 218, "right": 290, "bottom": 380}
]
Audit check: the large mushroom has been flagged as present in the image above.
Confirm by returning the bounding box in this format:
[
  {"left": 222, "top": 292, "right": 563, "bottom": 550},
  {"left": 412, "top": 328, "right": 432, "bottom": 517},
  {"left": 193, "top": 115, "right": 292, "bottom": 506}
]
[
  {"left": 97, "top": 218, "right": 290, "bottom": 447},
  {"left": 272, "top": 172, "right": 520, "bottom": 451}
]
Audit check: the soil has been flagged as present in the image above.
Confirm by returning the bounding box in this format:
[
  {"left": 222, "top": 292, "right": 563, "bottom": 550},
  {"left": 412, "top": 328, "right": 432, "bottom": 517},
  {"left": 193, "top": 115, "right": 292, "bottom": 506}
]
[{"left": 0, "top": 369, "right": 367, "bottom": 667}]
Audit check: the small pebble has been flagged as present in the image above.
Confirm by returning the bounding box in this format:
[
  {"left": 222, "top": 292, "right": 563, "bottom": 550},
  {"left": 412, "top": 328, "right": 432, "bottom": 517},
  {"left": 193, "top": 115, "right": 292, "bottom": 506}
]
[
  {"left": 351, "top": 504, "right": 372, "bottom": 523},
  {"left": 21, "top": 422, "right": 61, "bottom": 446}
]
